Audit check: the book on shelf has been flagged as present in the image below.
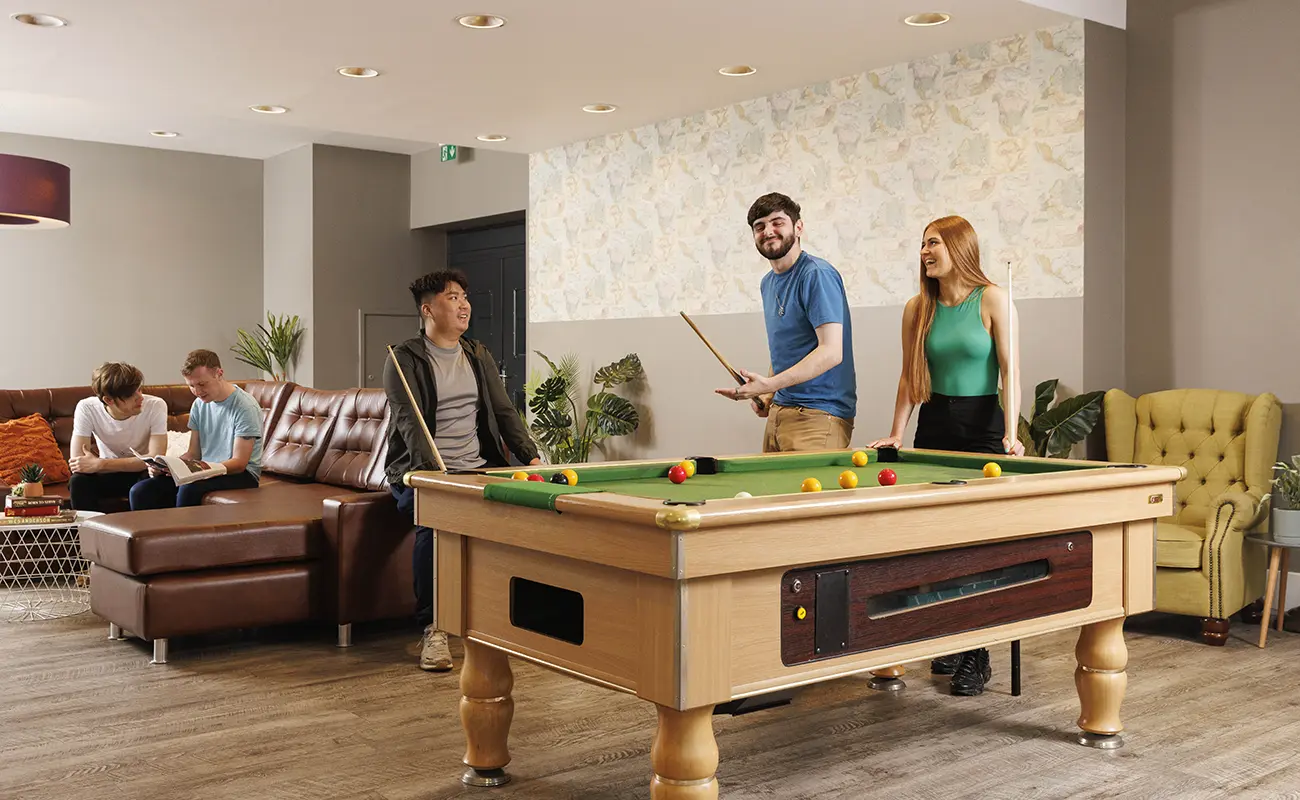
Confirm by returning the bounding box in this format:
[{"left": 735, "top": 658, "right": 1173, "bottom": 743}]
[
  {"left": 130, "top": 449, "right": 227, "bottom": 486},
  {"left": 0, "top": 509, "right": 76, "bottom": 525},
  {"left": 4, "top": 495, "right": 65, "bottom": 516}
]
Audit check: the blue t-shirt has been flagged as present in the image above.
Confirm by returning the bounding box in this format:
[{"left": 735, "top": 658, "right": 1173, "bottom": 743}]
[
  {"left": 188, "top": 385, "right": 264, "bottom": 480},
  {"left": 760, "top": 251, "right": 856, "bottom": 420}
]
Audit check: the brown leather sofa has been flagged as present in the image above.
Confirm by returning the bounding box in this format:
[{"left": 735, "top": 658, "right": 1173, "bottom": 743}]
[{"left": 2, "top": 381, "right": 416, "bottom": 663}]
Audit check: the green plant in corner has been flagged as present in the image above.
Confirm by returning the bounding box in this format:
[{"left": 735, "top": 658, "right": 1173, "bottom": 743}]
[
  {"left": 231, "top": 312, "right": 306, "bottom": 381},
  {"left": 1015, "top": 378, "right": 1105, "bottom": 458},
  {"left": 1272, "top": 457, "right": 1300, "bottom": 510},
  {"left": 525, "top": 351, "right": 645, "bottom": 464}
]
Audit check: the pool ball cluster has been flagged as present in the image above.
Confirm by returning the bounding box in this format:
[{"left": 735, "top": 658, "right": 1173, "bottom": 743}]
[{"left": 510, "top": 468, "right": 579, "bottom": 485}]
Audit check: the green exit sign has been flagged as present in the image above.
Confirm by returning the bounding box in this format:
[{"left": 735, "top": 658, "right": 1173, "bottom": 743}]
[{"left": 440, "top": 144, "right": 458, "bottom": 162}]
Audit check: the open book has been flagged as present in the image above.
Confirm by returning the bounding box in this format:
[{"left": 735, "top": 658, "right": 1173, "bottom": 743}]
[{"left": 130, "top": 449, "right": 227, "bottom": 486}]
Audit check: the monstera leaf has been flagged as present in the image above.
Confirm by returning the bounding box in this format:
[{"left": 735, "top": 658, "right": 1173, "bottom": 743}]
[
  {"left": 529, "top": 376, "right": 569, "bottom": 413},
  {"left": 530, "top": 405, "right": 574, "bottom": 448},
  {"left": 593, "top": 354, "right": 645, "bottom": 388},
  {"left": 1031, "top": 390, "right": 1105, "bottom": 458},
  {"left": 585, "top": 392, "right": 639, "bottom": 439}
]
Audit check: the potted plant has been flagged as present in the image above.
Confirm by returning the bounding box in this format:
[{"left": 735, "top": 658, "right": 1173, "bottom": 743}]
[
  {"left": 1272, "top": 456, "right": 1300, "bottom": 545},
  {"left": 231, "top": 312, "right": 306, "bottom": 381},
  {"left": 524, "top": 351, "right": 645, "bottom": 464},
  {"left": 1015, "top": 379, "right": 1105, "bottom": 458},
  {"left": 14, "top": 463, "right": 45, "bottom": 498}
]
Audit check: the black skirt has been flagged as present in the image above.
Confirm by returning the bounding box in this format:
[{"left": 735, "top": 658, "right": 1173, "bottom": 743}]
[{"left": 914, "top": 393, "right": 1005, "bottom": 455}]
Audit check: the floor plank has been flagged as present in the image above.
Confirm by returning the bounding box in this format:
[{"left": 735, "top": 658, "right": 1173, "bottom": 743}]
[{"left": 1, "top": 610, "right": 1297, "bottom": 799}]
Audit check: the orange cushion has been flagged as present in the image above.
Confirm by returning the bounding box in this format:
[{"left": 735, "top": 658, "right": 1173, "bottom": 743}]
[{"left": 0, "top": 414, "right": 71, "bottom": 485}]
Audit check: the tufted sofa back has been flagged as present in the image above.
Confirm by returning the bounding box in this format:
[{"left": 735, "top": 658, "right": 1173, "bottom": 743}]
[
  {"left": 261, "top": 386, "right": 349, "bottom": 479},
  {"left": 314, "top": 389, "right": 392, "bottom": 491},
  {"left": 1104, "top": 388, "right": 1282, "bottom": 527}
]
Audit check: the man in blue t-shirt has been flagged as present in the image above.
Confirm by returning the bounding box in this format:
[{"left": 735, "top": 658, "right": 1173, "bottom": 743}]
[
  {"left": 716, "top": 193, "right": 856, "bottom": 451},
  {"left": 129, "top": 349, "right": 263, "bottom": 509}
]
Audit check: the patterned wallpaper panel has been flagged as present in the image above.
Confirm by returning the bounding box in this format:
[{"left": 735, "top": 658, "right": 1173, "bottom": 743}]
[{"left": 528, "top": 22, "right": 1085, "bottom": 323}]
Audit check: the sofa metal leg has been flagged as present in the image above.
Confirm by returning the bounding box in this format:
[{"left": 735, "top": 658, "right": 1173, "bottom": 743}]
[
  {"left": 338, "top": 623, "right": 353, "bottom": 648},
  {"left": 108, "top": 623, "right": 122, "bottom": 641},
  {"left": 1201, "top": 617, "right": 1230, "bottom": 646},
  {"left": 151, "top": 639, "right": 169, "bottom": 664}
]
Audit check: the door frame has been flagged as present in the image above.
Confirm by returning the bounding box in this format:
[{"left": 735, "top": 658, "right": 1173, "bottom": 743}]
[{"left": 357, "top": 309, "right": 420, "bottom": 388}]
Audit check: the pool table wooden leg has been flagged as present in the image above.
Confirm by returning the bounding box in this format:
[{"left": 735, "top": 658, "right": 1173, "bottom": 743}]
[
  {"left": 650, "top": 705, "right": 718, "bottom": 799},
  {"left": 460, "top": 640, "right": 514, "bottom": 786},
  {"left": 1074, "top": 617, "right": 1127, "bottom": 749}
]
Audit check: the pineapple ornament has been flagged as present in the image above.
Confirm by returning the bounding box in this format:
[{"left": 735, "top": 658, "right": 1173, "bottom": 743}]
[{"left": 16, "top": 463, "right": 46, "bottom": 498}]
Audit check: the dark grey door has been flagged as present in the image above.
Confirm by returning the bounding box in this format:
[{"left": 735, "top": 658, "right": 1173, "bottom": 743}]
[{"left": 447, "top": 223, "right": 527, "bottom": 414}]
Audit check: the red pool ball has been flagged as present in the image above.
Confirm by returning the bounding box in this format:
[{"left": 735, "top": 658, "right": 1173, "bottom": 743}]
[
  {"left": 527, "top": 473, "right": 545, "bottom": 482},
  {"left": 668, "top": 465, "right": 688, "bottom": 484},
  {"left": 877, "top": 468, "right": 897, "bottom": 486}
]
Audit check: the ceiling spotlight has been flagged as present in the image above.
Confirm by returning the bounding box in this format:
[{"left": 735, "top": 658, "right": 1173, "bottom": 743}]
[
  {"left": 476, "top": 134, "right": 508, "bottom": 142},
  {"left": 582, "top": 104, "right": 617, "bottom": 114},
  {"left": 903, "top": 12, "right": 951, "bottom": 26},
  {"left": 249, "top": 105, "right": 288, "bottom": 114},
  {"left": 337, "top": 66, "right": 380, "bottom": 78},
  {"left": 10, "top": 13, "right": 67, "bottom": 27},
  {"left": 456, "top": 14, "right": 505, "bottom": 29},
  {"left": 719, "top": 65, "right": 757, "bottom": 77},
  {"left": 149, "top": 131, "right": 179, "bottom": 138}
]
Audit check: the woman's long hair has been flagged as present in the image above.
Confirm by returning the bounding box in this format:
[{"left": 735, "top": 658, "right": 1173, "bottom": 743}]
[{"left": 906, "top": 215, "right": 994, "bottom": 404}]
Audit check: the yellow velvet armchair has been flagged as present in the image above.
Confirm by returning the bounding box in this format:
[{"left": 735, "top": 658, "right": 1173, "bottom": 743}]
[{"left": 1104, "top": 388, "right": 1282, "bottom": 645}]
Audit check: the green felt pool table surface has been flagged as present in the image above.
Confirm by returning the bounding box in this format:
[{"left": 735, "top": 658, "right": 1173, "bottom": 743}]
[{"left": 481, "top": 449, "right": 1103, "bottom": 506}]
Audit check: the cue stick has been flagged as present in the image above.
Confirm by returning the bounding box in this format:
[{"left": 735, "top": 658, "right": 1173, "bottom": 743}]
[
  {"left": 387, "top": 344, "right": 448, "bottom": 473},
  {"left": 680, "top": 311, "right": 767, "bottom": 411},
  {"left": 1006, "top": 261, "right": 1016, "bottom": 454}
]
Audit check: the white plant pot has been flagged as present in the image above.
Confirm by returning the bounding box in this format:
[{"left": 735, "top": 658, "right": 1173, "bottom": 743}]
[{"left": 1273, "top": 507, "right": 1300, "bottom": 546}]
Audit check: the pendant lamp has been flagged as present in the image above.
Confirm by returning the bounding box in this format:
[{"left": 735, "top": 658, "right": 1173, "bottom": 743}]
[{"left": 0, "top": 154, "right": 71, "bottom": 229}]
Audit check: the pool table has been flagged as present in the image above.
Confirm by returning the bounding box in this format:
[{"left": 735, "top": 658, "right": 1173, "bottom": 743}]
[{"left": 406, "top": 447, "right": 1184, "bottom": 798}]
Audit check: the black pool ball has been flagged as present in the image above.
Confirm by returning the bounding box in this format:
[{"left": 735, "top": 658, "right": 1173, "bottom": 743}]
[{"left": 550, "top": 473, "right": 570, "bottom": 485}]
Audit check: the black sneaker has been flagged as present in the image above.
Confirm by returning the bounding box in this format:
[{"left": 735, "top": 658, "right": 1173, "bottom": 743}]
[
  {"left": 949, "top": 648, "right": 991, "bottom": 696},
  {"left": 930, "top": 653, "right": 963, "bottom": 675}
]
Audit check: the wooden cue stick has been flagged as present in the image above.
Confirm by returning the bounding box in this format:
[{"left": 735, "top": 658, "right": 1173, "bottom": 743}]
[
  {"left": 387, "top": 344, "right": 448, "bottom": 473},
  {"left": 679, "top": 311, "right": 766, "bottom": 411},
  {"left": 1006, "top": 261, "right": 1016, "bottom": 453}
]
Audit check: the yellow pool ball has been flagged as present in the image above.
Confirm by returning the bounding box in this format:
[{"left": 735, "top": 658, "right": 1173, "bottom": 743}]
[
  {"left": 561, "top": 468, "right": 579, "bottom": 485},
  {"left": 983, "top": 462, "right": 1002, "bottom": 478},
  {"left": 801, "top": 477, "right": 822, "bottom": 493},
  {"left": 679, "top": 459, "right": 697, "bottom": 478},
  {"left": 734, "top": 491, "right": 752, "bottom": 498},
  {"left": 838, "top": 470, "right": 859, "bottom": 489},
  {"left": 851, "top": 450, "right": 869, "bottom": 467},
  {"left": 511, "top": 471, "right": 529, "bottom": 481}
]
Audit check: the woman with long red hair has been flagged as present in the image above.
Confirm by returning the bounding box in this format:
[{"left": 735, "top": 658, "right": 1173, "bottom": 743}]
[{"left": 869, "top": 214, "right": 1023, "bottom": 696}]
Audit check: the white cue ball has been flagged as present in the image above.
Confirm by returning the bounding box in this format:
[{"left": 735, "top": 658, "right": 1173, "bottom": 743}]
[{"left": 734, "top": 491, "right": 752, "bottom": 498}]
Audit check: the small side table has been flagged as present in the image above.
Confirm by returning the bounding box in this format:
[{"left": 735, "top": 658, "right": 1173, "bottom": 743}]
[
  {"left": 1246, "top": 532, "right": 1299, "bottom": 647},
  {"left": 0, "top": 509, "right": 102, "bottom": 622}
]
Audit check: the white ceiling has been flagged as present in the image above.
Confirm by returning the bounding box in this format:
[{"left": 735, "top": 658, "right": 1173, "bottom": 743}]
[{"left": 0, "top": 0, "right": 1089, "bottom": 160}]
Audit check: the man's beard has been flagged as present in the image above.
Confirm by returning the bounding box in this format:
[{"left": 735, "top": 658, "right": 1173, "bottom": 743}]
[{"left": 756, "top": 232, "right": 796, "bottom": 261}]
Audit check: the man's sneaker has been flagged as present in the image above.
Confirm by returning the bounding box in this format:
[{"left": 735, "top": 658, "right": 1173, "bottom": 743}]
[
  {"left": 950, "top": 648, "right": 991, "bottom": 696},
  {"left": 931, "top": 653, "right": 963, "bottom": 675},
  {"left": 420, "top": 626, "right": 453, "bottom": 672}
]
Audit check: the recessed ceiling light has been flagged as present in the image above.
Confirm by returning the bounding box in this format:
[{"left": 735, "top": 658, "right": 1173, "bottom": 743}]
[
  {"left": 149, "top": 131, "right": 179, "bottom": 138},
  {"left": 10, "top": 13, "right": 67, "bottom": 27},
  {"left": 477, "top": 134, "right": 508, "bottom": 142},
  {"left": 456, "top": 14, "right": 505, "bottom": 29},
  {"left": 337, "top": 66, "right": 380, "bottom": 78},
  {"left": 249, "top": 105, "right": 288, "bottom": 114},
  {"left": 719, "top": 65, "right": 757, "bottom": 77},
  {"left": 903, "top": 12, "right": 951, "bottom": 26},
  {"left": 582, "top": 104, "right": 617, "bottom": 114}
]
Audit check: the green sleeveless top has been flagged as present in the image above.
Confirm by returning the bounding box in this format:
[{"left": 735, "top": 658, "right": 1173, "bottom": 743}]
[{"left": 924, "top": 286, "right": 999, "bottom": 397}]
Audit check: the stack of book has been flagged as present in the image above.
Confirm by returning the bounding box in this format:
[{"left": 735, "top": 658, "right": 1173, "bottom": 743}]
[{"left": 2, "top": 495, "right": 75, "bottom": 524}]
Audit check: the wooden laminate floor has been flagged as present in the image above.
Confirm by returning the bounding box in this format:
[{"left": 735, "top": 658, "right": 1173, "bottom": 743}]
[{"left": 3, "top": 611, "right": 1300, "bottom": 800}]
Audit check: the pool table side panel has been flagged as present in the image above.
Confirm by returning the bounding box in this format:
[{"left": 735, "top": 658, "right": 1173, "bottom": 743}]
[
  {"left": 435, "top": 531, "right": 466, "bottom": 636},
  {"left": 1123, "top": 520, "right": 1158, "bottom": 614},
  {"left": 680, "top": 576, "right": 734, "bottom": 709},
  {"left": 679, "top": 483, "right": 1177, "bottom": 578},
  {"left": 722, "top": 525, "right": 1128, "bottom": 699}
]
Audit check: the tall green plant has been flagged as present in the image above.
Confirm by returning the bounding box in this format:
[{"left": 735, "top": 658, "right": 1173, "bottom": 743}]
[
  {"left": 1016, "top": 379, "right": 1104, "bottom": 458},
  {"left": 232, "top": 312, "right": 305, "bottom": 381},
  {"left": 525, "top": 351, "right": 645, "bottom": 464}
]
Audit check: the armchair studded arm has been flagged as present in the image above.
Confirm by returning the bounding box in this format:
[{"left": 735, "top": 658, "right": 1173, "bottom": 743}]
[{"left": 1202, "top": 488, "right": 1270, "bottom": 621}]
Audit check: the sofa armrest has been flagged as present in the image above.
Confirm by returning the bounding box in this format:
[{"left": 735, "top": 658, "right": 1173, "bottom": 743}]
[
  {"left": 1201, "top": 489, "right": 1269, "bottom": 616},
  {"left": 321, "top": 491, "right": 416, "bottom": 625}
]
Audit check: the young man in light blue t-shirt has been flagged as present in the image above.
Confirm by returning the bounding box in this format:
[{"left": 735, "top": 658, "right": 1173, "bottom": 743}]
[
  {"left": 716, "top": 192, "right": 857, "bottom": 451},
  {"left": 129, "top": 349, "right": 263, "bottom": 509}
]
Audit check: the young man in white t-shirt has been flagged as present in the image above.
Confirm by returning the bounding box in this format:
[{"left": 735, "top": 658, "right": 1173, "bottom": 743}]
[
  {"left": 69, "top": 362, "right": 168, "bottom": 512},
  {"left": 129, "top": 349, "right": 264, "bottom": 509}
]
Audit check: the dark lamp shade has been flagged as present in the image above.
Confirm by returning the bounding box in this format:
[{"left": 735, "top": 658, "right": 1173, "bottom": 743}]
[{"left": 0, "top": 154, "right": 71, "bottom": 229}]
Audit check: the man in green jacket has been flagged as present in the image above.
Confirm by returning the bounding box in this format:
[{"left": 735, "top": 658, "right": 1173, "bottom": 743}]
[{"left": 385, "top": 269, "right": 541, "bottom": 671}]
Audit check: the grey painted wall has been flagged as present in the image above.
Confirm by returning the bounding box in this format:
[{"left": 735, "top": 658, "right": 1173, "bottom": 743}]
[
  {"left": 263, "top": 144, "right": 315, "bottom": 386},
  {"left": 0, "top": 132, "right": 263, "bottom": 388},
  {"left": 410, "top": 147, "right": 528, "bottom": 229}
]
